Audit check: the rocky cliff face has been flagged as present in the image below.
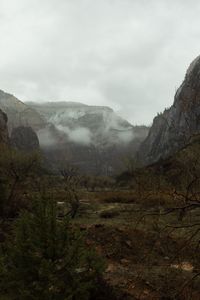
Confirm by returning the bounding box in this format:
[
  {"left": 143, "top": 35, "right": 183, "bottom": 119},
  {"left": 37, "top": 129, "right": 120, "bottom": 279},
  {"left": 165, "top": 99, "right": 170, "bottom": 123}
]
[
  {"left": 0, "top": 90, "right": 46, "bottom": 133},
  {"left": 11, "top": 126, "right": 40, "bottom": 152},
  {"left": 0, "top": 109, "right": 9, "bottom": 144},
  {"left": 139, "top": 55, "right": 200, "bottom": 165}
]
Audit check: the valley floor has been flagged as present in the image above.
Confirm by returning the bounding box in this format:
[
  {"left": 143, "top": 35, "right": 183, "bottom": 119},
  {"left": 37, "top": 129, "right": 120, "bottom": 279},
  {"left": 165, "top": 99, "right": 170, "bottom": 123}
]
[
  {"left": 1, "top": 188, "right": 200, "bottom": 300},
  {"left": 72, "top": 189, "right": 200, "bottom": 300}
]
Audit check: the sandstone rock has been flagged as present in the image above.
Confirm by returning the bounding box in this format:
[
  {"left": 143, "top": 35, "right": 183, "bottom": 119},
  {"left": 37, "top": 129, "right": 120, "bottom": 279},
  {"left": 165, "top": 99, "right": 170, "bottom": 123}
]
[{"left": 139, "top": 55, "right": 200, "bottom": 165}]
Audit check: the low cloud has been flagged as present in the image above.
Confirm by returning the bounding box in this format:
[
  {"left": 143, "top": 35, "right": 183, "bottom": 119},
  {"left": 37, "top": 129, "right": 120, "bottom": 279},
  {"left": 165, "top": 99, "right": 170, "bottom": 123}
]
[
  {"left": 117, "top": 130, "right": 134, "bottom": 144},
  {"left": 37, "top": 127, "right": 58, "bottom": 148},
  {"left": 57, "top": 125, "right": 92, "bottom": 145}
]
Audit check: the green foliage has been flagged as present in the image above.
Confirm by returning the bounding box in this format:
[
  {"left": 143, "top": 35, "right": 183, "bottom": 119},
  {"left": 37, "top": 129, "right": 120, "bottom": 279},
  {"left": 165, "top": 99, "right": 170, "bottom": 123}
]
[{"left": 0, "top": 196, "right": 104, "bottom": 300}]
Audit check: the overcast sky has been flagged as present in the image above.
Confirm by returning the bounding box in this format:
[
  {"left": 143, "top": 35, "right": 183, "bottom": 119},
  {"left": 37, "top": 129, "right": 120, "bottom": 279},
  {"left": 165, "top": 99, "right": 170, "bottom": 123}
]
[{"left": 0, "top": 0, "right": 200, "bottom": 125}]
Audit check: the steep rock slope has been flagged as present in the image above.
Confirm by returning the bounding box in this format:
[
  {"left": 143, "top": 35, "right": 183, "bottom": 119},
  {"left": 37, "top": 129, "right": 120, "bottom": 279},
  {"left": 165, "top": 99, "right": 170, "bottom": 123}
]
[
  {"left": 139, "top": 55, "right": 200, "bottom": 165},
  {"left": 0, "top": 90, "right": 46, "bottom": 132},
  {"left": 11, "top": 126, "right": 40, "bottom": 152},
  {"left": 0, "top": 109, "right": 9, "bottom": 144},
  {"left": 146, "top": 133, "right": 200, "bottom": 191}
]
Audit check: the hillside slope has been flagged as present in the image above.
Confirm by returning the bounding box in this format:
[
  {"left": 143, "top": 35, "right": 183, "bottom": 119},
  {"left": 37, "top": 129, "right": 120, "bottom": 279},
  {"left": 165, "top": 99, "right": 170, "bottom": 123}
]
[
  {"left": 0, "top": 109, "right": 9, "bottom": 144},
  {"left": 0, "top": 90, "right": 46, "bottom": 132},
  {"left": 139, "top": 55, "right": 200, "bottom": 165}
]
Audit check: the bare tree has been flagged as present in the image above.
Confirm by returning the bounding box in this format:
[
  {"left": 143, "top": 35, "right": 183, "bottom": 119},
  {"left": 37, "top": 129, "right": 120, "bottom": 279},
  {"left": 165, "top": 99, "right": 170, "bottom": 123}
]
[{"left": 60, "top": 165, "right": 81, "bottom": 218}]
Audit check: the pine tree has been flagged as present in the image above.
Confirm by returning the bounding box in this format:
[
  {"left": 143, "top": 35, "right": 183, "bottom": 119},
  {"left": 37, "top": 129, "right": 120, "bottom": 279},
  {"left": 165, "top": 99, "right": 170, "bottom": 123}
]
[{"left": 0, "top": 195, "right": 104, "bottom": 300}]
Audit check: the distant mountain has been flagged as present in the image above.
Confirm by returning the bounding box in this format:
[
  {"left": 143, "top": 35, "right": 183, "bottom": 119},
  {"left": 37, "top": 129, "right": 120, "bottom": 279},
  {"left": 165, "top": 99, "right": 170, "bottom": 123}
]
[
  {"left": 27, "top": 101, "right": 139, "bottom": 147},
  {"left": 27, "top": 101, "right": 149, "bottom": 174},
  {"left": 0, "top": 90, "right": 46, "bottom": 132},
  {"left": 0, "top": 90, "right": 149, "bottom": 175},
  {"left": 139, "top": 55, "right": 200, "bottom": 165}
]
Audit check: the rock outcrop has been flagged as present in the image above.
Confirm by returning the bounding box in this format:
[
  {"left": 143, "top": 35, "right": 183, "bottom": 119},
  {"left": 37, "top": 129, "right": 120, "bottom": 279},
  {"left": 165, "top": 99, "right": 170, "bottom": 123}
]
[
  {"left": 11, "top": 126, "right": 40, "bottom": 152},
  {"left": 0, "top": 90, "right": 46, "bottom": 133},
  {"left": 139, "top": 55, "right": 200, "bottom": 165},
  {"left": 0, "top": 109, "right": 9, "bottom": 144}
]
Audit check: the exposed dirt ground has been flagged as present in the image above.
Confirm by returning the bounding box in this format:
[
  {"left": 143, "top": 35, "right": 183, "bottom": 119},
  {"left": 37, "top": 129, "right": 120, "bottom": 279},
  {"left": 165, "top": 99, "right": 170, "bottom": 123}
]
[{"left": 73, "top": 190, "right": 200, "bottom": 300}]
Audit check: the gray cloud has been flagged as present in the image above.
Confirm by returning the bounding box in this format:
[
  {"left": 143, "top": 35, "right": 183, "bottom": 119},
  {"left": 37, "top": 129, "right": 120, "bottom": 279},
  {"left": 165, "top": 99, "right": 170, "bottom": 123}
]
[
  {"left": 0, "top": 0, "right": 200, "bottom": 125},
  {"left": 57, "top": 125, "right": 92, "bottom": 145},
  {"left": 37, "top": 127, "right": 58, "bottom": 148}
]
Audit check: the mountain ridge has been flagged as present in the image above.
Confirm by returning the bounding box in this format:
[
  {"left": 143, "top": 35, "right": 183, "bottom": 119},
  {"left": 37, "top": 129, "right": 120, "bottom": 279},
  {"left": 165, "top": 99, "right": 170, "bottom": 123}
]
[
  {"left": 139, "top": 55, "right": 200, "bottom": 165},
  {"left": 0, "top": 90, "right": 46, "bottom": 132},
  {"left": 0, "top": 90, "right": 149, "bottom": 175}
]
